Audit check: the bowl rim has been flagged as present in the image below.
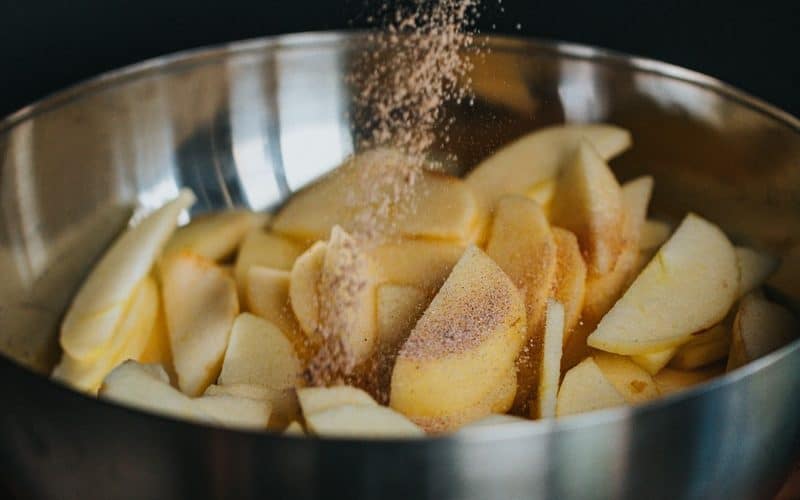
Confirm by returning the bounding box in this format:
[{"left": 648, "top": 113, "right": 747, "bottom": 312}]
[{"left": 2, "top": 30, "right": 799, "bottom": 443}]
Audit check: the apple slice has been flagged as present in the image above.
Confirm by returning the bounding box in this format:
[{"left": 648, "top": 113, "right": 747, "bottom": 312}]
[
  {"left": 466, "top": 124, "right": 631, "bottom": 213},
  {"left": 289, "top": 241, "right": 327, "bottom": 340},
  {"left": 727, "top": 293, "right": 798, "bottom": 370},
  {"left": 284, "top": 421, "right": 305, "bottom": 435},
  {"left": 139, "top": 298, "right": 174, "bottom": 380},
  {"left": 305, "top": 404, "right": 424, "bottom": 438},
  {"left": 204, "top": 384, "right": 299, "bottom": 430},
  {"left": 654, "top": 366, "right": 723, "bottom": 396},
  {"left": 191, "top": 395, "right": 272, "bottom": 430},
  {"left": 297, "top": 386, "right": 377, "bottom": 416},
  {"left": 549, "top": 141, "right": 625, "bottom": 274},
  {"left": 53, "top": 275, "right": 159, "bottom": 394},
  {"left": 245, "top": 266, "right": 313, "bottom": 362},
  {"left": 377, "top": 284, "right": 430, "bottom": 350},
  {"left": 486, "top": 195, "right": 557, "bottom": 413},
  {"left": 369, "top": 239, "right": 465, "bottom": 292},
  {"left": 551, "top": 228, "right": 587, "bottom": 337},
  {"left": 219, "top": 313, "right": 301, "bottom": 389},
  {"left": 735, "top": 246, "right": 779, "bottom": 298},
  {"left": 234, "top": 230, "right": 304, "bottom": 294},
  {"left": 556, "top": 357, "right": 627, "bottom": 417},
  {"left": 593, "top": 352, "right": 660, "bottom": 403},
  {"left": 533, "top": 299, "right": 565, "bottom": 419},
  {"left": 272, "top": 149, "right": 478, "bottom": 243},
  {"left": 587, "top": 214, "right": 738, "bottom": 355},
  {"left": 60, "top": 189, "right": 195, "bottom": 360},
  {"left": 526, "top": 178, "right": 556, "bottom": 212},
  {"left": 630, "top": 348, "right": 677, "bottom": 376},
  {"left": 390, "top": 246, "right": 527, "bottom": 432},
  {"left": 163, "top": 210, "right": 267, "bottom": 262},
  {"left": 161, "top": 252, "right": 239, "bottom": 396},
  {"left": 640, "top": 220, "right": 672, "bottom": 252},
  {"left": 670, "top": 324, "right": 730, "bottom": 370}
]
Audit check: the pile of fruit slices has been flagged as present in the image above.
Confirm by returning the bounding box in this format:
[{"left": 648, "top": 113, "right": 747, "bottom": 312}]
[{"left": 51, "top": 124, "right": 798, "bottom": 437}]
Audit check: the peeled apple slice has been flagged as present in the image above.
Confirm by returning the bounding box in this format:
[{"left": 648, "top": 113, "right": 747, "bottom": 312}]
[{"left": 60, "top": 189, "right": 195, "bottom": 360}]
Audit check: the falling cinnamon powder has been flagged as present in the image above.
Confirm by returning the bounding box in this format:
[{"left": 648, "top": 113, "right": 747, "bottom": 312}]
[{"left": 304, "top": 0, "right": 482, "bottom": 388}]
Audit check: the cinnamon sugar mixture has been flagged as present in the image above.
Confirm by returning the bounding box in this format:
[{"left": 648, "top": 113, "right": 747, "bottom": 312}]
[{"left": 305, "top": 0, "right": 481, "bottom": 388}]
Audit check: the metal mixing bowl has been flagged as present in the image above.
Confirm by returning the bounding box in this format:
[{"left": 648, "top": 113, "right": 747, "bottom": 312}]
[{"left": 1, "top": 32, "right": 799, "bottom": 500}]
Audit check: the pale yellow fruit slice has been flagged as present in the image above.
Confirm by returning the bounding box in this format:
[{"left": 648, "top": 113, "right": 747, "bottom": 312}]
[
  {"left": 639, "top": 220, "right": 672, "bottom": 252},
  {"left": 376, "top": 284, "right": 429, "bottom": 350},
  {"left": 728, "top": 293, "right": 798, "bottom": 370},
  {"left": 139, "top": 298, "right": 174, "bottom": 381},
  {"left": 735, "top": 246, "right": 779, "bottom": 298},
  {"left": 305, "top": 404, "right": 424, "bottom": 438},
  {"left": 549, "top": 141, "right": 625, "bottom": 274},
  {"left": 289, "top": 241, "right": 327, "bottom": 339},
  {"left": 61, "top": 189, "right": 195, "bottom": 360},
  {"left": 284, "top": 421, "right": 305, "bottom": 436},
  {"left": 219, "top": 313, "right": 301, "bottom": 389},
  {"left": 297, "top": 386, "right": 377, "bottom": 416},
  {"left": 486, "top": 195, "right": 557, "bottom": 413},
  {"left": 534, "top": 299, "right": 565, "bottom": 419},
  {"left": 390, "top": 246, "right": 527, "bottom": 432},
  {"left": 525, "top": 178, "right": 556, "bottom": 213},
  {"left": 654, "top": 366, "right": 723, "bottom": 396},
  {"left": 556, "top": 357, "right": 627, "bottom": 417},
  {"left": 191, "top": 395, "right": 272, "bottom": 430},
  {"left": 587, "top": 214, "right": 738, "bottom": 355},
  {"left": 369, "top": 239, "right": 465, "bottom": 292},
  {"left": 551, "top": 228, "right": 587, "bottom": 337},
  {"left": 466, "top": 124, "right": 631, "bottom": 213},
  {"left": 161, "top": 252, "right": 239, "bottom": 396},
  {"left": 272, "top": 149, "right": 478, "bottom": 243},
  {"left": 163, "top": 210, "right": 268, "bottom": 262},
  {"left": 234, "top": 230, "right": 304, "bottom": 295},
  {"left": 245, "top": 266, "right": 312, "bottom": 362},
  {"left": 593, "top": 352, "right": 660, "bottom": 404},
  {"left": 670, "top": 324, "right": 731, "bottom": 370},
  {"left": 631, "top": 348, "right": 677, "bottom": 376},
  {"left": 204, "top": 383, "right": 299, "bottom": 430},
  {"left": 52, "top": 276, "right": 159, "bottom": 394}
]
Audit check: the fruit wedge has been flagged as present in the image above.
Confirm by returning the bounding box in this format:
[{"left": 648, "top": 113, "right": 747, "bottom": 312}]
[
  {"left": 630, "top": 348, "right": 677, "bottom": 376},
  {"left": 390, "top": 246, "right": 527, "bottom": 432},
  {"left": 204, "top": 384, "right": 300, "bottom": 430},
  {"left": 556, "top": 357, "right": 627, "bottom": 417},
  {"left": 219, "top": 313, "right": 301, "bottom": 389},
  {"left": 289, "top": 241, "right": 327, "bottom": 340},
  {"left": 728, "top": 293, "right": 798, "bottom": 370},
  {"left": 654, "top": 366, "right": 723, "bottom": 396},
  {"left": 191, "top": 395, "right": 272, "bottom": 430},
  {"left": 305, "top": 404, "right": 424, "bottom": 438},
  {"left": 60, "top": 189, "right": 195, "bottom": 360},
  {"left": 161, "top": 252, "right": 239, "bottom": 396},
  {"left": 486, "top": 195, "right": 557, "bottom": 413},
  {"left": 234, "top": 230, "right": 304, "bottom": 294},
  {"left": 735, "top": 246, "right": 779, "bottom": 298},
  {"left": 549, "top": 141, "right": 625, "bottom": 274},
  {"left": 369, "top": 239, "right": 465, "bottom": 292},
  {"left": 551, "top": 228, "right": 587, "bottom": 337},
  {"left": 139, "top": 299, "right": 174, "bottom": 380},
  {"left": 587, "top": 214, "right": 738, "bottom": 355},
  {"left": 297, "top": 386, "right": 378, "bottom": 416},
  {"left": 525, "top": 179, "right": 556, "bottom": 212},
  {"left": 466, "top": 124, "right": 631, "bottom": 213},
  {"left": 593, "top": 352, "right": 660, "bottom": 403},
  {"left": 533, "top": 299, "right": 565, "bottom": 419},
  {"left": 376, "top": 284, "right": 430, "bottom": 350},
  {"left": 163, "top": 210, "right": 267, "bottom": 262}
]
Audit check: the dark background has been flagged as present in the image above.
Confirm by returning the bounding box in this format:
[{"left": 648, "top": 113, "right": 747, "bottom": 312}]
[{"left": 0, "top": 0, "right": 798, "bottom": 118}]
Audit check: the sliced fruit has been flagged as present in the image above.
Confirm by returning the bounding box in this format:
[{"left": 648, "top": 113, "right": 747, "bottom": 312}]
[
  {"left": 204, "top": 384, "right": 299, "bottom": 430},
  {"left": 549, "top": 141, "right": 625, "bottom": 274},
  {"left": 466, "top": 124, "right": 631, "bottom": 213},
  {"left": 245, "top": 266, "right": 312, "bottom": 361},
  {"left": 218, "top": 313, "right": 301, "bottom": 390},
  {"left": 139, "top": 297, "right": 174, "bottom": 382},
  {"left": 234, "top": 230, "right": 304, "bottom": 294},
  {"left": 593, "top": 352, "right": 660, "bottom": 404},
  {"left": 369, "top": 239, "right": 465, "bottom": 292},
  {"left": 60, "top": 189, "right": 195, "bottom": 360},
  {"left": 305, "top": 404, "right": 424, "bottom": 438},
  {"left": 284, "top": 421, "right": 305, "bottom": 435},
  {"left": 52, "top": 276, "right": 159, "bottom": 394},
  {"left": 640, "top": 220, "right": 671, "bottom": 252},
  {"left": 297, "top": 386, "right": 377, "bottom": 416},
  {"left": 556, "top": 357, "right": 627, "bottom": 417},
  {"left": 191, "top": 395, "right": 272, "bottom": 430},
  {"left": 533, "top": 299, "right": 565, "bottom": 419},
  {"left": 587, "top": 214, "right": 738, "bottom": 355},
  {"left": 631, "top": 348, "right": 677, "bottom": 376},
  {"left": 728, "top": 293, "right": 798, "bottom": 370},
  {"left": 161, "top": 252, "right": 239, "bottom": 396},
  {"left": 390, "top": 246, "right": 527, "bottom": 432},
  {"left": 289, "top": 241, "right": 327, "bottom": 340},
  {"left": 551, "top": 228, "right": 587, "bottom": 337},
  {"left": 735, "top": 246, "right": 779, "bottom": 298},
  {"left": 654, "top": 366, "right": 723, "bottom": 396},
  {"left": 671, "top": 324, "right": 731, "bottom": 370},
  {"left": 525, "top": 178, "right": 556, "bottom": 212},
  {"left": 376, "top": 284, "right": 430, "bottom": 350},
  {"left": 486, "top": 196, "right": 557, "bottom": 413},
  {"left": 272, "top": 149, "right": 478, "bottom": 243},
  {"left": 163, "top": 210, "right": 267, "bottom": 262}
]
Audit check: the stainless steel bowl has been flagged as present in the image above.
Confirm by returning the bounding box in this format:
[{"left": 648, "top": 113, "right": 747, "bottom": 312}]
[{"left": 1, "top": 32, "right": 799, "bottom": 500}]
